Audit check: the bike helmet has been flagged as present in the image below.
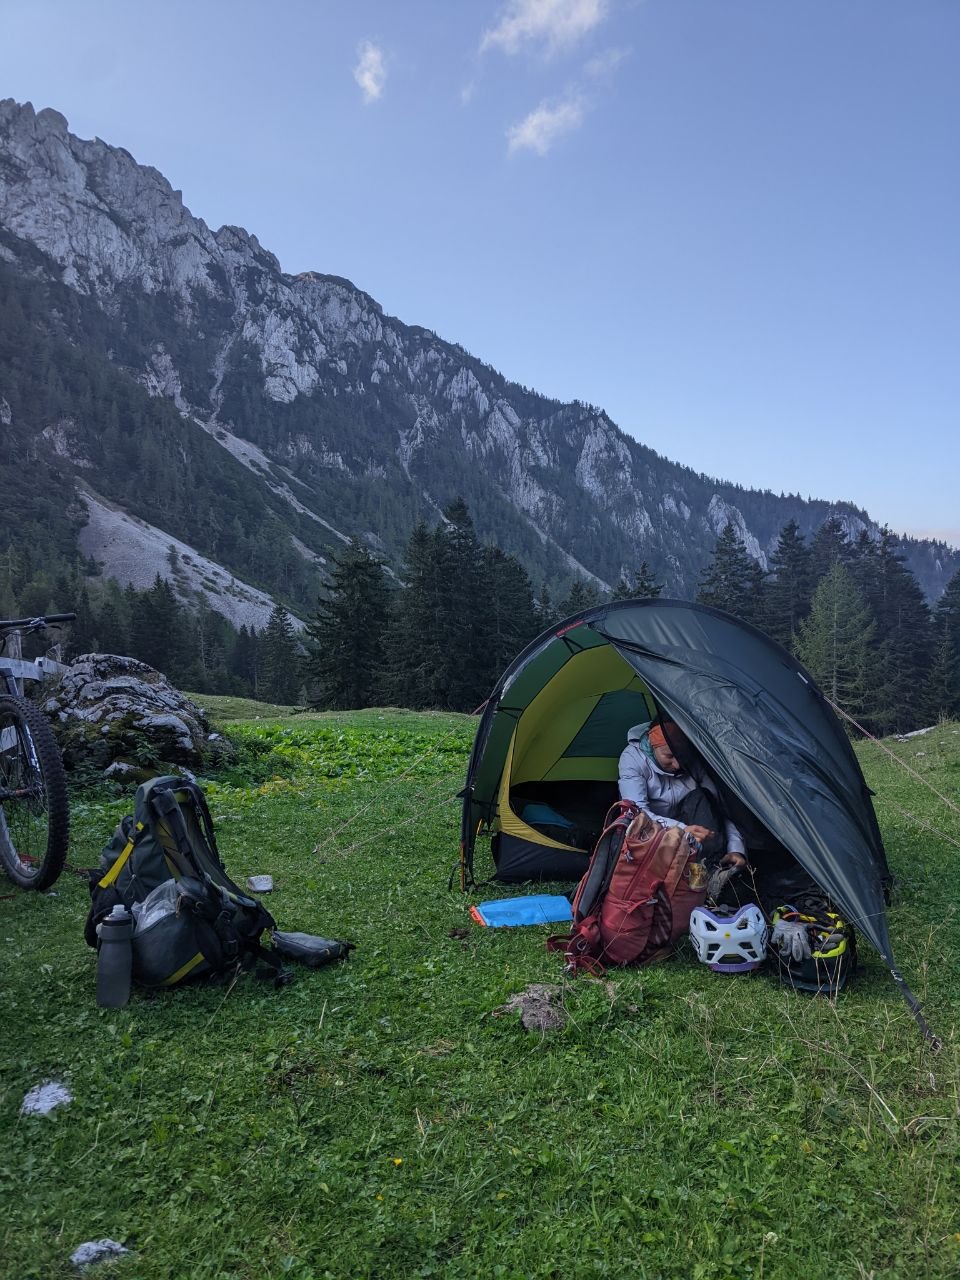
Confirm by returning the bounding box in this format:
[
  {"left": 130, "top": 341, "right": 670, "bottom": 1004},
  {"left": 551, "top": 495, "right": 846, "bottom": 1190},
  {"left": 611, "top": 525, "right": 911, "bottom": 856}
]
[
  {"left": 689, "top": 903, "right": 768, "bottom": 973},
  {"left": 769, "top": 903, "right": 856, "bottom": 995}
]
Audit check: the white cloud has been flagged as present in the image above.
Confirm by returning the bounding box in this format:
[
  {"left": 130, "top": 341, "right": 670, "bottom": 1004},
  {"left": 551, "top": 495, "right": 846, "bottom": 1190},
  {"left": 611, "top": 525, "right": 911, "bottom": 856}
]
[
  {"left": 481, "top": 0, "right": 607, "bottom": 56},
  {"left": 507, "top": 94, "right": 586, "bottom": 155},
  {"left": 353, "top": 40, "right": 386, "bottom": 104},
  {"left": 584, "top": 45, "right": 630, "bottom": 81}
]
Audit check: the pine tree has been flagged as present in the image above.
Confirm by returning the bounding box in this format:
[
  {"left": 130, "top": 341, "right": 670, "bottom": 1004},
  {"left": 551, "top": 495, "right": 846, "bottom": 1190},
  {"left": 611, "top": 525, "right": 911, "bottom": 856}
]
[
  {"left": 764, "top": 520, "right": 813, "bottom": 649},
  {"left": 696, "top": 522, "right": 765, "bottom": 624},
  {"left": 302, "top": 538, "right": 389, "bottom": 709},
  {"left": 261, "top": 604, "right": 300, "bottom": 704},
  {"left": 795, "top": 563, "right": 876, "bottom": 722}
]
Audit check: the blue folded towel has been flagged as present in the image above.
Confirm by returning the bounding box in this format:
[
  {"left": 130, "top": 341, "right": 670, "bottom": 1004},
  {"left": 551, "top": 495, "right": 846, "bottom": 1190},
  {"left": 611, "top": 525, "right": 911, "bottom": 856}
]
[{"left": 470, "top": 895, "right": 574, "bottom": 928}]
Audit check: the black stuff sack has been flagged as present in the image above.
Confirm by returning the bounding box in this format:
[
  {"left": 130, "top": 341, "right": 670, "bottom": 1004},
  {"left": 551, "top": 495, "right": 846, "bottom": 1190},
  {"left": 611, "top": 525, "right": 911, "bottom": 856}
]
[{"left": 271, "top": 931, "right": 355, "bottom": 969}]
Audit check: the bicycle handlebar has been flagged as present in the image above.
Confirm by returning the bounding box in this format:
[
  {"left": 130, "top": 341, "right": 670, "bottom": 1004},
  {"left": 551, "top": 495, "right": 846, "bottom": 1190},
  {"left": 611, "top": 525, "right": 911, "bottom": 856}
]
[{"left": 0, "top": 613, "right": 77, "bottom": 632}]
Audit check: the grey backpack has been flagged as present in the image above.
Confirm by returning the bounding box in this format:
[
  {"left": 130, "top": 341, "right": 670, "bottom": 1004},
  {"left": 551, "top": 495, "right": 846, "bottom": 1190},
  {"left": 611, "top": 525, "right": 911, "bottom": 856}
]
[{"left": 85, "top": 776, "right": 282, "bottom": 987}]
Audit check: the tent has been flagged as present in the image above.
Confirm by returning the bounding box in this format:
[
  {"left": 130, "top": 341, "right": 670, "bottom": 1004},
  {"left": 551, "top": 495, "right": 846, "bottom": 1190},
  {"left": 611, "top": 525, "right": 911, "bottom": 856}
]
[{"left": 459, "top": 599, "right": 936, "bottom": 1040}]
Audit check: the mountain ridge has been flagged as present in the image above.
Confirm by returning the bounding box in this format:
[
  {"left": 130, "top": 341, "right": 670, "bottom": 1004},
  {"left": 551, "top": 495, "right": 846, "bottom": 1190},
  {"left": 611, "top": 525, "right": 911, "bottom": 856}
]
[{"left": 1, "top": 96, "right": 956, "bottom": 618}]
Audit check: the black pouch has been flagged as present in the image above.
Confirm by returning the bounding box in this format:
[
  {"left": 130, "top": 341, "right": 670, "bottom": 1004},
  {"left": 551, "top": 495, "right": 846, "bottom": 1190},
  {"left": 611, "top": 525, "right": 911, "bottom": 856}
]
[{"left": 271, "top": 930, "right": 354, "bottom": 968}]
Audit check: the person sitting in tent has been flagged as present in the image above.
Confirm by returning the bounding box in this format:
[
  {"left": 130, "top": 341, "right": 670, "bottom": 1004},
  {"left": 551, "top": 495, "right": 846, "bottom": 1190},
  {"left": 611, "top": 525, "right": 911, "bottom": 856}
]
[{"left": 618, "top": 721, "right": 747, "bottom": 870}]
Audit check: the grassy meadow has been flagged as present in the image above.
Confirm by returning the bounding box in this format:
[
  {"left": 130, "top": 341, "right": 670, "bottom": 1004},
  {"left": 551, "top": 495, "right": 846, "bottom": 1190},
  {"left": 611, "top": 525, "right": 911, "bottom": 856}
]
[{"left": 1, "top": 704, "right": 959, "bottom": 1280}]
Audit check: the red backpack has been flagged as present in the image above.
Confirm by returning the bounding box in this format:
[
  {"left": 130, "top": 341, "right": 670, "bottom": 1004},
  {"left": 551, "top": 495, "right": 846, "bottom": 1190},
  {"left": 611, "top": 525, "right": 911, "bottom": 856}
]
[{"left": 548, "top": 802, "right": 707, "bottom": 974}]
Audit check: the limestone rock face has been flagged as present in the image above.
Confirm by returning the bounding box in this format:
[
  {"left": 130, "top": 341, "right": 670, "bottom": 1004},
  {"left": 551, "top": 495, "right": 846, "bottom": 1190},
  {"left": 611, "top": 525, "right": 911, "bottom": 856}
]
[
  {"left": 46, "top": 654, "right": 210, "bottom": 774},
  {"left": 1, "top": 96, "right": 956, "bottom": 601}
]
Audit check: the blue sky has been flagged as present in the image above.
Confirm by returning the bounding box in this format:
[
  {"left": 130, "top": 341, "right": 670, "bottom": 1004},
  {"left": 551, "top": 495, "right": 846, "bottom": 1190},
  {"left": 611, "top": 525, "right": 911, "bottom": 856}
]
[{"left": 2, "top": 0, "right": 958, "bottom": 545}]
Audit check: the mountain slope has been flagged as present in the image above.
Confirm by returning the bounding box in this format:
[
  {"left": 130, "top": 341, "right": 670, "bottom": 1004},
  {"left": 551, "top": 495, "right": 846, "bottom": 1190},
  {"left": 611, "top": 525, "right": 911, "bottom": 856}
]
[{"left": 1, "top": 97, "right": 956, "bottom": 610}]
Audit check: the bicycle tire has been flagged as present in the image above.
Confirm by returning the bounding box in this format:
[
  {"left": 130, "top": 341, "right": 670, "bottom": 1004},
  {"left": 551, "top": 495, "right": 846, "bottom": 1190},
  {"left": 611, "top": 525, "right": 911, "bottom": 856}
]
[{"left": 0, "top": 694, "right": 70, "bottom": 890}]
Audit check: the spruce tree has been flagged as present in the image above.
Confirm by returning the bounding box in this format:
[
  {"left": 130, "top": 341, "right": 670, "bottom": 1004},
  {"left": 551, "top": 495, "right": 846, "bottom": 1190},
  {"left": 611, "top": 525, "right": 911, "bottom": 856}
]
[
  {"left": 851, "top": 529, "right": 936, "bottom": 732},
  {"left": 535, "top": 584, "right": 557, "bottom": 629},
  {"left": 302, "top": 538, "right": 389, "bottom": 709},
  {"left": 477, "top": 546, "right": 539, "bottom": 692},
  {"left": 809, "top": 516, "right": 851, "bottom": 584},
  {"left": 66, "top": 579, "right": 98, "bottom": 657},
  {"left": 261, "top": 604, "right": 300, "bottom": 704},
  {"left": 382, "top": 521, "right": 438, "bottom": 709},
  {"left": 795, "top": 563, "right": 875, "bottom": 723},
  {"left": 232, "top": 625, "right": 261, "bottom": 700},
  {"left": 611, "top": 561, "right": 663, "bottom": 601},
  {"left": 128, "top": 575, "right": 172, "bottom": 672},
  {"left": 928, "top": 569, "right": 960, "bottom": 720},
  {"left": 765, "top": 520, "right": 813, "bottom": 649},
  {"left": 696, "top": 522, "right": 765, "bottom": 624},
  {"left": 557, "top": 577, "right": 600, "bottom": 619},
  {"left": 431, "top": 498, "right": 488, "bottom": 710}
]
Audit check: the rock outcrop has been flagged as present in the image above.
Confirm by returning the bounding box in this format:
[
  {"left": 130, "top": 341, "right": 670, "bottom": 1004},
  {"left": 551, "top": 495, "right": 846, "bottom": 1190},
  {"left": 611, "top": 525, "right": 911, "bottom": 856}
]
[{"left": 45, "top": 654, "right": 213, "bottom": 777}]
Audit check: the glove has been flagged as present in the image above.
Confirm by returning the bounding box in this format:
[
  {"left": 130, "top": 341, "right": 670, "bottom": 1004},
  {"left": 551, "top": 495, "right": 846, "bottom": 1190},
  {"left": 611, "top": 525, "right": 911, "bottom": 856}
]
[
  {"left": 771, "top": 918, "right": 812, "bottom": 963},
  {"left": 705, "top": 865, "right": 736, "bottom": 904}
]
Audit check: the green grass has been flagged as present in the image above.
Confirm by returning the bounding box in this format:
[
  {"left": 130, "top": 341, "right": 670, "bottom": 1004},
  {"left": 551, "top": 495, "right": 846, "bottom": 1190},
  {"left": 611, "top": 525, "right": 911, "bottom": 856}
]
[
  {"left": 2, "top": 709, "right": 960, "bottom": 1279},
  {"left": 183, "top": 691, "right": 305, "bottom": 721}
]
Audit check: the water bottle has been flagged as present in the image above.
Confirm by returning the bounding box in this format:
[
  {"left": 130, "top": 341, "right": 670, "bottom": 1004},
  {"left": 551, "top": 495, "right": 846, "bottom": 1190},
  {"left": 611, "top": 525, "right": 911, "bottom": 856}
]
[{"left": 96, "top": 904, "right": 133, "bottom": 1008}]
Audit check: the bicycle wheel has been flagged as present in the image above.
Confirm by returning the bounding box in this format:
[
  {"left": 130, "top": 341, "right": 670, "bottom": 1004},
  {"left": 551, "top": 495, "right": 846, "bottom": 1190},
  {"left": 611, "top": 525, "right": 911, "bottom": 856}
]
[{"left": 0, "top": 694, "right": 70, "bottom": 889}]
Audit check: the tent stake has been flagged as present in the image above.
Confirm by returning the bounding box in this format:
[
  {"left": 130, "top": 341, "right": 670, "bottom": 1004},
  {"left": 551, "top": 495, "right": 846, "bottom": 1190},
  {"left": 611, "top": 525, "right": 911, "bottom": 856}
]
[{"left": 889, "top": 967, "right": 942, "bottom": 1051}]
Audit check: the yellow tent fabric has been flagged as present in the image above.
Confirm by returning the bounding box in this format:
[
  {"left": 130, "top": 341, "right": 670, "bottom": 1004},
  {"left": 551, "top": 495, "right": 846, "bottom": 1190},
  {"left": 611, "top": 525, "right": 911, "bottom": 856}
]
[
  {"left": 495, "top": 645, "right": 654, "bottom": 848},
  {"left": 511, "top": 645, "right": 651, "bottom": 783}
]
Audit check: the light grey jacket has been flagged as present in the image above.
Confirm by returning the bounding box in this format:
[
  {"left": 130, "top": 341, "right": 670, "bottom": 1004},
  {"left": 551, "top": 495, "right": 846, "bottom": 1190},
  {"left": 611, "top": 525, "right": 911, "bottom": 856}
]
[{"left": 617, "top": 723, "right": 745, "bottom": 856}]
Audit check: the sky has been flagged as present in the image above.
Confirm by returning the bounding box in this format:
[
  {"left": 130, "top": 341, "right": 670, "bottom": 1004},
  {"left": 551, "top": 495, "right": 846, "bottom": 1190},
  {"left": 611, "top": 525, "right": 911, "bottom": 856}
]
[{"left": 2, "top": 0, "right": 958, "bottom": 545}]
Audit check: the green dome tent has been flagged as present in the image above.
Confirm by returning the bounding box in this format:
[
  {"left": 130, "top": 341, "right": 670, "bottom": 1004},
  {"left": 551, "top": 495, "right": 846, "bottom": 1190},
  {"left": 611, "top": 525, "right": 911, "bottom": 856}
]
[{"left": 459, "top": 599, "right": 936, "bottom": 1040}]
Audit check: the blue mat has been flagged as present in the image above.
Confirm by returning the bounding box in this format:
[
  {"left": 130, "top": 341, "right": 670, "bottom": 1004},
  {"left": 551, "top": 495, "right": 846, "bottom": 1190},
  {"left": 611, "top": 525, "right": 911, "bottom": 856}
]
[
  {"left": 520, "top": 802, "right": 574, "bottom": 828},
  {"left": 470, "top": 894, "right": 574, "bottom": 928}
]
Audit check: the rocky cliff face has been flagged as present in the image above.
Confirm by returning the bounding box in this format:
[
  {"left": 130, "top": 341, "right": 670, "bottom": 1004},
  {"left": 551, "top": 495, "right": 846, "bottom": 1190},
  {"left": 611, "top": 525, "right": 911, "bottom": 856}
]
[{"left": 1, "top": 97, "right": 956, "bottom": 604}]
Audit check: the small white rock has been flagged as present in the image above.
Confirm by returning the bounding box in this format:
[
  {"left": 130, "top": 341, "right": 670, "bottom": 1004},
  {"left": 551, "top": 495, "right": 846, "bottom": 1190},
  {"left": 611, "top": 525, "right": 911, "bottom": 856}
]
[
  {"left": 21, "top": 1081, "right": 73, "bottom": 1115},
  {"left": 247, "top": 875, "right": 273, "bottom": 893},
  {"left": 70, "top": 1239, "right": 130, "bottom": 1269}
]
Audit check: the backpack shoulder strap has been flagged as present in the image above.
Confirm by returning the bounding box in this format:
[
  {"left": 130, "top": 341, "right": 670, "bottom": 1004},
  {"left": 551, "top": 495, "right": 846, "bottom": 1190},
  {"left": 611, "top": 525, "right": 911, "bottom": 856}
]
[
  {"left": 97, "top": 820, "right": 147, "bottom": 888},
  {"left": 149, "top": 784, "right": 204, "bottom": 878},
  {"left": 573, "top": 801, "right": 637, "bottom": 921},
  {"left": 175, "top": 779, "right": 224, "bottom": 867}
]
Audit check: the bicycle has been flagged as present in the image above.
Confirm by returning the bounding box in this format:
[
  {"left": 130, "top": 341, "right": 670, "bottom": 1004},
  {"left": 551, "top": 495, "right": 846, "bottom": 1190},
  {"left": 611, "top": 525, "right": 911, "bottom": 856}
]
[{"left": 0, "top": 613, "right": 75, "bottom": 890}]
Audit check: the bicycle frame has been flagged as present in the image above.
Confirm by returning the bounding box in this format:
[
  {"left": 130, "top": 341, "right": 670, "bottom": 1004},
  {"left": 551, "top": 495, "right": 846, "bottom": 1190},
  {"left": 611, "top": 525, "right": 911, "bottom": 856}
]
[
  {"left": 0, "top": 616, "right": 73, "bottom": 751},
  {"left": 0, "top": 616, "right": 73, "bottom": 697}
]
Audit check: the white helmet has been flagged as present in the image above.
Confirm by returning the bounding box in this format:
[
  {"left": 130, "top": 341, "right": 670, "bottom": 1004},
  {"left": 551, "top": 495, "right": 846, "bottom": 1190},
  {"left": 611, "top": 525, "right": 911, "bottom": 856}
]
[{"left": 689, "top": 904, "right": 768, "bottom": 973}]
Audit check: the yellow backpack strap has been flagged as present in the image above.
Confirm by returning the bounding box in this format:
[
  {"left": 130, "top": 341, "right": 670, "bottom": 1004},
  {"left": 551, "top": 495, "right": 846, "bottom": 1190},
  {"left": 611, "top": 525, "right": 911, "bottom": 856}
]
[{"left": 98, "top": 821, "right": 146, "bottom": 888}]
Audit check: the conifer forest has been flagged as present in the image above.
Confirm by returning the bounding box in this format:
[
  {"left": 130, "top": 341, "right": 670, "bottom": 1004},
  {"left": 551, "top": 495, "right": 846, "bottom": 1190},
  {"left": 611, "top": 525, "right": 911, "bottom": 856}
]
[{"left": 3, "top": 493, "right": 958, "bottom": 736}]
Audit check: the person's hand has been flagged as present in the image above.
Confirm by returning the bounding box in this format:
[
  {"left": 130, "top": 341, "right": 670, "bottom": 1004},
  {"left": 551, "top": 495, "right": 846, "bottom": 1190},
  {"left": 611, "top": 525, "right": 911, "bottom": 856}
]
[
  {"left": 720, "top": 851, "right": 747, "bottom": 870},
  {"left": 684, "top": 824, "right": 714, "bottom": 843}
]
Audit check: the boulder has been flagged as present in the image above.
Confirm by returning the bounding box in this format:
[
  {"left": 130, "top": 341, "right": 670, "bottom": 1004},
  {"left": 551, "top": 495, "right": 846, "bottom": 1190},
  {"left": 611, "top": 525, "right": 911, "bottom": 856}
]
[{"left": 45, "top": 654, "right": 213, "bottom": 776}]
